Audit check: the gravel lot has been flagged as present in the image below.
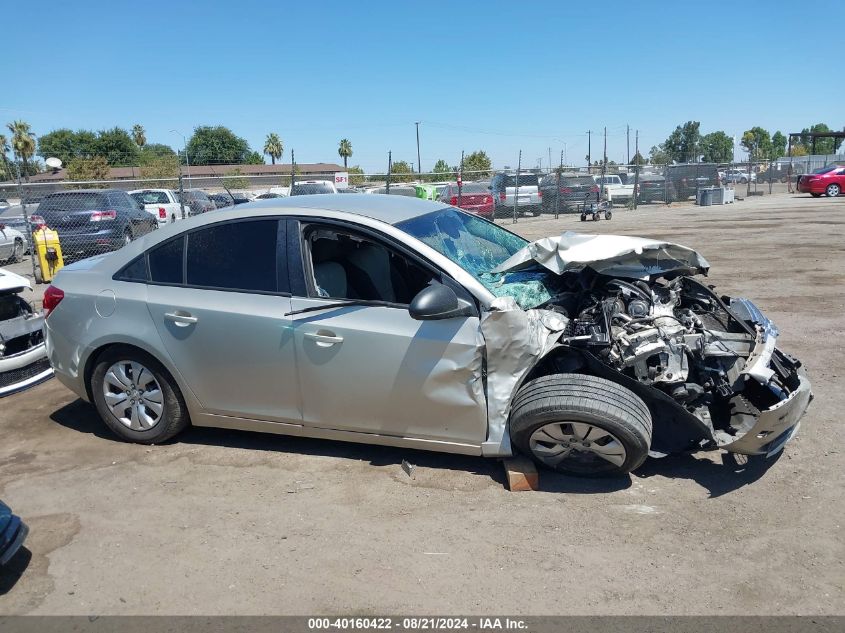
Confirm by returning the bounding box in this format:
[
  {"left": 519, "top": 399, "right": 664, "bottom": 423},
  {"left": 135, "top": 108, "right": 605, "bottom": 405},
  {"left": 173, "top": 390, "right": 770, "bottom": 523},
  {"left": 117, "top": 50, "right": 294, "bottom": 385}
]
[{"left": 1, "top": 193, "right": 843, "bottom": 615}]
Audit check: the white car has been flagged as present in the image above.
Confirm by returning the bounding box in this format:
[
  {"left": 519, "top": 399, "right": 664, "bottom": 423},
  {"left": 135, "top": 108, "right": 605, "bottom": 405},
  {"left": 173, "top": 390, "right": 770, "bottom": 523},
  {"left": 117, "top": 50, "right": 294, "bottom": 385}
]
[
  {"left": 0, "top": 267, "right": 53, "bottom": 397},
  {"left": 129, "top": 189, "right": 185, "bottom": 226},
  {"left": 723, "top": 169, "right": 756, "bottom": 184},
  {"left": 0, "top": 222, "right": 25, "bottom": 263},
  {"left": 290, "top": 180, "right": 338, "bottom": 195}
]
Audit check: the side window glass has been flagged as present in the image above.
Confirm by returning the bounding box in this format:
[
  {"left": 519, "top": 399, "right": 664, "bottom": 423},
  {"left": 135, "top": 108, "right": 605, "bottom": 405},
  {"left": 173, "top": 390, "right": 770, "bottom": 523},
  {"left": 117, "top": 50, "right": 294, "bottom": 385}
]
[
  {"left": 149, "top": 236, "right": 185, "bottom": 284},
  {"left": 116, "top": 255, "right": 149, "bottom": 282},
  {"left": 186, "top": 220, "right": 278, "bottom": 292},
  {"left": 305, "top": 226, "right": 434, "bottom": 304}
]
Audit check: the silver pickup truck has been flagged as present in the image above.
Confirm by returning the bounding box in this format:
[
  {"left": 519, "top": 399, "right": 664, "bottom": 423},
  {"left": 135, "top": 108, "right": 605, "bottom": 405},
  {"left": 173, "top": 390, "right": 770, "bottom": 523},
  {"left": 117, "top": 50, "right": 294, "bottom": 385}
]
[{"left": 490, "top": 172, "right": 542, "bottom": 217}]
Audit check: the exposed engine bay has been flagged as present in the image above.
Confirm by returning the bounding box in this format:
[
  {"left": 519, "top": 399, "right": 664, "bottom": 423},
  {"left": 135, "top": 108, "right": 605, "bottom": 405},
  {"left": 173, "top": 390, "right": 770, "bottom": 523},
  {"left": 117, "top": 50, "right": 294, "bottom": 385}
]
[{"left": 488, "top": 232, "right": 812, "bottom": 457}]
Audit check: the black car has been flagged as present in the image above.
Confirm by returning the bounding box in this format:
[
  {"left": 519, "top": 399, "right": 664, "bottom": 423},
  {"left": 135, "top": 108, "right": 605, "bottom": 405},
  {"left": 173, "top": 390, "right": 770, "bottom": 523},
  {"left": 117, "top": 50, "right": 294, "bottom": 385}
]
[
  {"left": 176, "top": 189, "right": 217, "bottom": 216},
  {"left": 636, "top": 174, "right": 678, "bottom": 204},
  {"left": 36, "top": 189, "right": 158, "bottom": 260},
  {"left": 0, "top": 500, "right": 28, "bottom": 566},
  {"left": 539, "top": 172, "right": 599, "bottom": 213},
  {"left": 210, "top": 192, "right": 251, "bottom": 208},
  {"left": 665, "top": 163, "right": 720, "bottom": 200}
]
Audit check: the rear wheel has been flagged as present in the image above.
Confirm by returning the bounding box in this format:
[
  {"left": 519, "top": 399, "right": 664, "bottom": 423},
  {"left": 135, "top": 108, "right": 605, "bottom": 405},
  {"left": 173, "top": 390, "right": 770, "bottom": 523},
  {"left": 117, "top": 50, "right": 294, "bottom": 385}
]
[
  {"left": 510, "top": 374, "right": 652, "bottom": 477},
  {"left": 811, "top": 193, "right": 822, "bottom": 198},
  {"left": 826, "top": 183, "right": 841, "bottom": 197},
  {"left": 90, "top": 346, "right": 190, "bottom": 444}
]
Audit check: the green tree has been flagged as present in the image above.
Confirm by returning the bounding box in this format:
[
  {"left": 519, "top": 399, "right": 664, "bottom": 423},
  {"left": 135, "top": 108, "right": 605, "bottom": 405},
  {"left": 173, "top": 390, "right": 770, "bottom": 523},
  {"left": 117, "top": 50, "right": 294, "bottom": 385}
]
[
  {"left": 430, "top": 158, "right": 453, "bottom": 182},
  {"left": 389, "top": 160, "right": 415, "bottom": 183},
  {"left": 132, "top": 124, "right": 146, "bottom": 148},
  {"left": 648, "top": 145, "right": 669, "bottom": 165},
  {"left": 66, "top": 156, "right": 110, "bottom": 187},
  {"left": 263, "top": 133, "right": 283, "bottom": 165},
  {"left": 771, "top": 131, "right": 787, "bottom": 159},
  {"left": 140, "top": 143, "right": 177, "bottom": 159},
  {"left": 93, "top": 127, "right": 139, "bottom": 166},
  {"left": 700, "top": 131, "right": 734, "bottom": 163},
  {"left": 186, "top": 126, "right": 251, "bottom": 165},
  {"left": 7, "top": 120, "right": 36, "bottom": 182},
  {"left": 348, "top": 165, "right": 365, "bottom": 186},
  {"left": 630, "top": 151, "right": 646, "bottom": 166},
  {"left": 222, "top": 167, "right": 250, "bottom": 190},
  {"left": 461, "top": 150, "right": 492, "bottom": 178},
  {"left": 0, "top": 134, "right": 12, "bottom": 181},
  {"left": 337, "top": 138, "right": 353, "bottom": 168},
  {"left": 798, "top": 123, "right": 842, "bottom": 155},
  {"left": 139, "top": 153, "right": 180, "bottom": 187},
  {"left": 741, "top": 127, "right": 772, "bottom": 161},
  {"left": 37, "top": 128, "right": 77, "bottom": 166},
  {"left": 244, "top": 151, "right": 264, "bottom": 165},
  {"left": 662, "top": 121, "right": 701, "bottom": 163}
]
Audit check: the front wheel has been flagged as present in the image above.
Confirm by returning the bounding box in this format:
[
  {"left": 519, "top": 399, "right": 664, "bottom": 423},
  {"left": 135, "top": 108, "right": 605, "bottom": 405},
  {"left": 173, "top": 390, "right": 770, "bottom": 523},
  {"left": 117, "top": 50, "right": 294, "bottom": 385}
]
[
  {"left": 826, "top": 184, "right": 841, "bottom": 197},
  {"left": 90, "top": 346, "right": 190, "bottom": 444},
  {"left": 509, "top": 374, "right": 652, "bottom": 476}
]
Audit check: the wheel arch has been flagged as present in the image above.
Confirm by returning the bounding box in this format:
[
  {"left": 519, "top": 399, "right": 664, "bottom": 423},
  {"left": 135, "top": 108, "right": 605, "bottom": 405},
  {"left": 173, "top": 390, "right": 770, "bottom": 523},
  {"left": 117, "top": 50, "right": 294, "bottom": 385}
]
[{"left": 514, "top": 345, "right": 715, "bottom": 455}]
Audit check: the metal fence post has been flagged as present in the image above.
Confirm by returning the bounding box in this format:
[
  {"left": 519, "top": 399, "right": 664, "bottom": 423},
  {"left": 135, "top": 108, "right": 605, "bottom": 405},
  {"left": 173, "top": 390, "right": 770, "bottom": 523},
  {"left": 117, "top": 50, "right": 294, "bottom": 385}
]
[
  {"left": 178, "top": 174, "right": 187, "bottom": 219},
  {"left": 513, "top": 150, "right": 521, "bottom": 224},
  {"left": 15, "top": 166, "right": 38, "bottom": 283},
  {"left": 633, "top": 130, "right": 640, "bottom": 211},
  {"left": 290, "top": 150, "right": 296, "bottom": 192},
  {"left": 386, "top": 151, "right": 392, "bottom": 194},
  {"left": 457, "top": 150, "right": 464, "bottom": 208}
]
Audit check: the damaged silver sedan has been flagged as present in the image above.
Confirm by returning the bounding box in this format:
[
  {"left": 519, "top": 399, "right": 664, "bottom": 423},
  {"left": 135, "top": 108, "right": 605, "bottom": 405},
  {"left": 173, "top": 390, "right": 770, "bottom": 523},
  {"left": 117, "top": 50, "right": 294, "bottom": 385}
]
[{"left": 44, "top": 196, "right": 811, "bottom": 476}]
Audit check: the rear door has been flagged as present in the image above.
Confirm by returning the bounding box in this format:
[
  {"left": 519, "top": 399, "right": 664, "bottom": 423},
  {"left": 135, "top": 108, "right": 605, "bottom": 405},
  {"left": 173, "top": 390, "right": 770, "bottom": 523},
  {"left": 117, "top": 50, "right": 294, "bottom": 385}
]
[{"left": 144, "top": 217, "right": 302, "bottom": 423}]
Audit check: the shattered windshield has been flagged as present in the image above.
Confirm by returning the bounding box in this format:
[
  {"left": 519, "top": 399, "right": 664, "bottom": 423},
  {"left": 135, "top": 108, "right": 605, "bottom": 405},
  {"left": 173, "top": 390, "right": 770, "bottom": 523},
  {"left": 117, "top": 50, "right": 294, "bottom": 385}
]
[{"left": 396, "top": 208, "right": 556, "bottom": 309}]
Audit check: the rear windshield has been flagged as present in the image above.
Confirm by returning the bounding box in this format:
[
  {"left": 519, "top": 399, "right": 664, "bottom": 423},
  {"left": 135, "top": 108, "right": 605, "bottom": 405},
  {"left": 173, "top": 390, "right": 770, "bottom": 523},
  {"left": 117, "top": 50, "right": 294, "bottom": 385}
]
[
  {"left": 292, "top": 183, "right": 334, "bottom": 195},
  {"left": 503, "top": 174, "right": 538, "bottom": 187},
  {"left": 456, "top": 183, "right": 489, "bottom": 194},
  {"left": 560, "top": 175, "right": 596, "bottom": 186},
  {"left": 131, "top": 191, "right": 170, "bottom": 205},
  {"left": 812, "top": 165, "right": 837, "bottom": 174},
  {"left": 39, "top": 192, "right": 107, "bottom": 212},
  {"left": 187, "top": 190, "right": 210, "bottom": 201}
]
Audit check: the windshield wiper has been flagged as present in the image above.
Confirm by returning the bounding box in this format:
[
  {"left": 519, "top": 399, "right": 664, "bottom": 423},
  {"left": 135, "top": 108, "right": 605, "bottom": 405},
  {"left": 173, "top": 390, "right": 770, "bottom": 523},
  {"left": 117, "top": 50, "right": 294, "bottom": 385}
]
[{"left": 284, "top": 300, "right": 374, "bottom": 317}]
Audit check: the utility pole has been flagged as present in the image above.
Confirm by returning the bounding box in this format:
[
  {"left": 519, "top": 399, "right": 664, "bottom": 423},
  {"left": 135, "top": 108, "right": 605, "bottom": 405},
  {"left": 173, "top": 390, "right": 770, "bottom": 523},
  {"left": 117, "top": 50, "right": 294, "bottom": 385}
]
[
  {"left": 386, "top": 150, "right": 392, "bottom": 194},
  {"left": 600, "top": 127, "right": 607, "bottom": 201},
  {"left": 513, "top": 150, "right": 521, "bottom": 224},
  {"left": 627, "top": 124, "right": 630, "bottom": 165},
  {"left": 633, "top": 130, "right": 640, "bottom": 210},
  {"left": 415, "top": 122, "right": 421, "bottom": 175},
  {"left": 555, "top": 150, "right": 563, "bottom": 219},
  {"left": 563, "top": 142, "right": 567, "bottom": 166},
  {"left": 548, "top": 147, "right": 552, "bottom": 174},
  {"left": 587, "top": 130, "right": 591, "bottom": 171}
]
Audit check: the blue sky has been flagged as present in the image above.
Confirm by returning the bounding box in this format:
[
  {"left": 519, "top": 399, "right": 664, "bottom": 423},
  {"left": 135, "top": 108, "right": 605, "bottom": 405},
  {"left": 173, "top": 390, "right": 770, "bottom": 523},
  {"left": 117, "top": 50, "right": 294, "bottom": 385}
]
[{"left": 5, "top": 0, "right": 843, "bottom": 171}]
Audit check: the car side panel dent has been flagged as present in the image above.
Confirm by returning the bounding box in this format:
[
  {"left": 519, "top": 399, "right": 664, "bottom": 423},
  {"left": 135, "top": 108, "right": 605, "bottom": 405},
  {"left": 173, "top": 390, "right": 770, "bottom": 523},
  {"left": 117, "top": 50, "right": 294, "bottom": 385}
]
[{"left": 479, "top": 298, "right": 568, "bottom": 456}]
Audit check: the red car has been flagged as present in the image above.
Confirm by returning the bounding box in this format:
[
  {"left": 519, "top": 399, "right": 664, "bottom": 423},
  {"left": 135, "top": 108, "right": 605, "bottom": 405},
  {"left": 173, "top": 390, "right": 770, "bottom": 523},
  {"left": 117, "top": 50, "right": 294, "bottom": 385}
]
[
  {"left": 440, "top": 183, "right": 494, "bottom": 217},
  {"left": 797, "top": 164, "right": 845, "bottom": 197}
]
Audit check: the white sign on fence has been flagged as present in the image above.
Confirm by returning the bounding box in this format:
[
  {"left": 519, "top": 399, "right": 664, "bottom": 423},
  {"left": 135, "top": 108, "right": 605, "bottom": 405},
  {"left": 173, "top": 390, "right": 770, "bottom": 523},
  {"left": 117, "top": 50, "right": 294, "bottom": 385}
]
[{"left": 334, "top": 172, "right": 349, "bottom": 190}]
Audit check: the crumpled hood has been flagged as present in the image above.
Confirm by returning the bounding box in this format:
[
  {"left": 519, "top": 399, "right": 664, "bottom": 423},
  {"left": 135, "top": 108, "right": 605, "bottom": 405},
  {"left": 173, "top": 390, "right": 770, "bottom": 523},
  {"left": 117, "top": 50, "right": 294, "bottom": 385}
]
[
  {"left": 491, "top": 231, "right": 710, "bottom": 280},
  {"left": 0, "top": 268, "right": 31, "bottom": 293}
]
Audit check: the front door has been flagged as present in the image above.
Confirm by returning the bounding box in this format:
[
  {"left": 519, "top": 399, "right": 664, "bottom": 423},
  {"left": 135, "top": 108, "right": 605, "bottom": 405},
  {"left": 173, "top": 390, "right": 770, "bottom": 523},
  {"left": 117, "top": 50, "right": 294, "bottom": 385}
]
[{"left": 288, "top": 221, "right": 487, "bottom": 446}]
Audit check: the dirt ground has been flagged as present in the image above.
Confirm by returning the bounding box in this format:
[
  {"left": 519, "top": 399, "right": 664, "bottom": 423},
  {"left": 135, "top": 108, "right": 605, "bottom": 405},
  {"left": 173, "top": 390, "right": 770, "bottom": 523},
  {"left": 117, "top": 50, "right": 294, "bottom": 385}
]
[{"left": 1, "top": 193, "right": 843, "bottom": 615}]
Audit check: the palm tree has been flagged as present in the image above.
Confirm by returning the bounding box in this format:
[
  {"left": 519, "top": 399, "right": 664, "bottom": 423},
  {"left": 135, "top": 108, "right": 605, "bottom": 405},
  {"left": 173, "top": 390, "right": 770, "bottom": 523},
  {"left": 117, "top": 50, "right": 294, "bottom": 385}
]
[
  {"left": 132, "top": 124, "right": 147, "bottom": 148},
  {"left": 0, "top": 134, "right": 11, "bottom": 181},
  {"left": 263, "top": 133, "right": 283, "bottom": 165},
  {"left": 338, "top": 138, "right": 352, "bottom": 168},
  {"left": 7, "top": 120, "right": 36, "bottom": 182}
]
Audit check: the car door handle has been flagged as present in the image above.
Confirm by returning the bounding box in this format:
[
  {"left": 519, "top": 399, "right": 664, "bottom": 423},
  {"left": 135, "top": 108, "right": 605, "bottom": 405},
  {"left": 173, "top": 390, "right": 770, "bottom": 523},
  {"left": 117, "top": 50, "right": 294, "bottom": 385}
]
[
  {"left": 164, "top": 311, "right": 198, "bottom": 326},
  {"left": 304, "top": 331, "right": 343, "bottom": 345}
]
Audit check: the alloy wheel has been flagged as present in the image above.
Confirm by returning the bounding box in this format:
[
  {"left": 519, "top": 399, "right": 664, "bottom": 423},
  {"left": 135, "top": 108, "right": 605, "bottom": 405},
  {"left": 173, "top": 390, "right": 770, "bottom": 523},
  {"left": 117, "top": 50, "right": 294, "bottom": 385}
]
[
  {"left": 102, "top": 360, "right": 164, "bottom": 430},
  {"left": 827, "top": 184, "right": 840, "bottom": 197},
  {"left": 529, "top": 421, "right": 627, "bottom": 468}
]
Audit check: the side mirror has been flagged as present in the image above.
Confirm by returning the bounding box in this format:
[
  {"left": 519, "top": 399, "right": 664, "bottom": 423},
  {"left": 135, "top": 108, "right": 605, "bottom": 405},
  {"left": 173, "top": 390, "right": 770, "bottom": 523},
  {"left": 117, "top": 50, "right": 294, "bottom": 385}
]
[{"left": 409, "top": 283, "right": 474, "bottom": 321}]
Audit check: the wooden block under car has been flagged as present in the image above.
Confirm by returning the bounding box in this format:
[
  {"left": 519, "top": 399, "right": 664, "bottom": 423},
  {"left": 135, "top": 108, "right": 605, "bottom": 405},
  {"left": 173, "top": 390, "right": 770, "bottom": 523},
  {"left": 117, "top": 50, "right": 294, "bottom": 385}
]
[{"left": 503, "top": 456, "right": 539, "bottom": 491}]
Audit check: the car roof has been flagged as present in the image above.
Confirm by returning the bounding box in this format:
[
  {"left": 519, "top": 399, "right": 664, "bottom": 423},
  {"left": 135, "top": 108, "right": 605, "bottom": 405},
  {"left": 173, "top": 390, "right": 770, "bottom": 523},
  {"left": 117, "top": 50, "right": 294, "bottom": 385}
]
[{"left": 250, "top": 193, "right": 447, "bottom": 224}]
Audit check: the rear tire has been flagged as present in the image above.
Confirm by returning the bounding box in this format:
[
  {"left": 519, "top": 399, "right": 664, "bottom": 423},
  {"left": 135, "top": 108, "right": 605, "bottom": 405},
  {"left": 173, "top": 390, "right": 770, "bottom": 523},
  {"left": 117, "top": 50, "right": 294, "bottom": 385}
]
[
  {"left": 826, "top": 184, "right": 841, "bottom": 197},
  {"left": 510, "top": 374, "right": 652, "bottom": 477},
  {"left": 811, "top": 193, "right": 822, "bottom": 198},
  {"left": 90, "top": 346, "right": 190, "bottom": 444}
]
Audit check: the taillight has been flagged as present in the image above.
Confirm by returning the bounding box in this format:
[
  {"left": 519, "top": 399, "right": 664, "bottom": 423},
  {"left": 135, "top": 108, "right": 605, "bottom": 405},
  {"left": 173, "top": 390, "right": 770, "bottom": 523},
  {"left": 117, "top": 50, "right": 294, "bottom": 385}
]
[
  {"left": 450, "top": 196, "right": 458, "bottom": 206},
  {"left": 30, "top": 214, "right": 45, "bottom": 229},
  {"left": 538, "top": 190, "right": 543, "bottom": 198},
  {"left": 90, "top": 209, "right": 117, "bottom": 222},
  {"left": 43, "top": 285, "right": 64, "bottom": 316},
  {"left": 158, "top": 207, "right": 167, "bottom": 218},
  {"left": 559, "top": 187, "right": 572, "bottom": 194},
  {"left": 499, "top": 192, "right": 506, "bottom": 201},
  {"left": 591, "top": 185, "right": 599, "bottom": 193}
]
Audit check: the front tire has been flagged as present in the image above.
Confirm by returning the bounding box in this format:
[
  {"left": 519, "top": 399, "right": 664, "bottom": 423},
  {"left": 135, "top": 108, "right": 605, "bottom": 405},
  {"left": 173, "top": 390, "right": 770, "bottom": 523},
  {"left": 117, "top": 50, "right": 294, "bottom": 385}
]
[
  {"left": 509, "top": 374, "right": 652, "bottom": 476},
  {"left": 90, "top": 346, "right": 190, "bottom": 444}
]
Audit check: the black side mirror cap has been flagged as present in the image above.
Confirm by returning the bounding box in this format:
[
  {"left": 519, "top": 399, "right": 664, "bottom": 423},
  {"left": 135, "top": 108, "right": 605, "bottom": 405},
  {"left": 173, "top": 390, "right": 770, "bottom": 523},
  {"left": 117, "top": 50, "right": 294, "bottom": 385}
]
[{"left": 409, "top": 283, "right": 474, "bottom": 320}]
